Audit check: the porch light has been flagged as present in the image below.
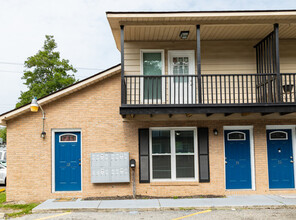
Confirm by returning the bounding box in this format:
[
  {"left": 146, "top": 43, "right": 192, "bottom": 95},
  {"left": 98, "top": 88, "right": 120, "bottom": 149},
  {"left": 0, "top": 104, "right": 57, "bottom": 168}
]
[
  {"left": 30, "top": 97, "right": 46, "bottom": 139},
  {"left": 30, "top": 98, "right": 39, "bottom": 112},
  {"left": 179, "top": 31, "right": 189, "bottom": 39},
  {"left": 213, "top": 129, "right": 218, "bottom": 136}
]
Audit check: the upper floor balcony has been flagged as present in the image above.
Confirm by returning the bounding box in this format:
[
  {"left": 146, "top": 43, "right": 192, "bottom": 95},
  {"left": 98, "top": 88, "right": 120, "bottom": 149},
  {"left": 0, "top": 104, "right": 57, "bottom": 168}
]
[
  {"left": 123, "top": 72, "right": 296, "bottom": 106},
  {"left": 107, "top": 11, "right": 296, "bottom": 116}
]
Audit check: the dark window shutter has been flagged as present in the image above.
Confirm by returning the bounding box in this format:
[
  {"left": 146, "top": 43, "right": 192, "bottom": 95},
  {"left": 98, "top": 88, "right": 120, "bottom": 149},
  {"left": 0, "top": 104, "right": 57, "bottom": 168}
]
[
  {"left": 198, "top": 127, "right": 210, "bottom": 182},
  {"left": 139, "top": 128, "right": 150, "bottom": 183}
]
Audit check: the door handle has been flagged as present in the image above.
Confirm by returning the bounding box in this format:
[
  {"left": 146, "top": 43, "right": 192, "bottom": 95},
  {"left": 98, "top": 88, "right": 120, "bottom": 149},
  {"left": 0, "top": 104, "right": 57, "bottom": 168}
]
[
  {"left": 291, "top": 160, "right": 294, "bottom": 163},
  {"left": 225, "top": 161, "right": 227, "bottom": 164},
  {"left": 79, "top": 163, "right": 81, "bottom": 166}
]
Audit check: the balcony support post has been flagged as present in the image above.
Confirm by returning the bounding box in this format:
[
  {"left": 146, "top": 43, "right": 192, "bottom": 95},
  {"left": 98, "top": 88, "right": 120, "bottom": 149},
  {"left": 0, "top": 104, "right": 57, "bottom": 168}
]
[
  {"left": 274, "top": 23, "right": 281, "bottom": 102},
  {"left": 120, "top": 25, "right": 126, "bottom": 105},
  {"left": 196, "top": 25, "right": 202, "bottom": 104}
]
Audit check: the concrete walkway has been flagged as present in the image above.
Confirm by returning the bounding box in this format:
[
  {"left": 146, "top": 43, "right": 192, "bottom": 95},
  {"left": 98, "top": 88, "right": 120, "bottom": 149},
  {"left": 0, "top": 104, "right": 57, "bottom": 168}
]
[{"left": 33, "top": 195, "right": 296, "bottom": 213}]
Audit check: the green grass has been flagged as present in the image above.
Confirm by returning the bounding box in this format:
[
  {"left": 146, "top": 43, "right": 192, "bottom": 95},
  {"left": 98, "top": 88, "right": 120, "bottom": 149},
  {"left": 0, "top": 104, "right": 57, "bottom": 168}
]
[
  {"left": 0, "top": 192, "right": 39, "bottom": 218},
  {"left": 179, "top": 207, "right": 195, "bottom": 210},
  {"left": 0, "top": 192, "right": 6, "bottom": 204}
]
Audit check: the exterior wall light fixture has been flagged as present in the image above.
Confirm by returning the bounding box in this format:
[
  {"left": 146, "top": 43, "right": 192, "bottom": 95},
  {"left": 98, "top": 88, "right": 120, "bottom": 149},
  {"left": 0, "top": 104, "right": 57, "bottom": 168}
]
[
  {"left": 179, "top": 31, "right": 190, "bottom": 39},
  {"left": 30, "top": 97, "right": 46, "bottom": 139},
  {"left": 213, "top": 129, "right": 218, "bottom": 136}
]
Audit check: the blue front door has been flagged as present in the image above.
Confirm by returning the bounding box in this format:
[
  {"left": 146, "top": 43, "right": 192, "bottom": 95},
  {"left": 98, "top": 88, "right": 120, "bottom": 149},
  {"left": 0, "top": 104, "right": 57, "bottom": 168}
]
[
  {"left": 225, "top": 130, "right": 252, "bottom": 189},
  {"left": 55, "top": 132, "right": 81, "bottom": 191},
  {"left": 267, "top": 129, "right": 295, "bottom": 189}
]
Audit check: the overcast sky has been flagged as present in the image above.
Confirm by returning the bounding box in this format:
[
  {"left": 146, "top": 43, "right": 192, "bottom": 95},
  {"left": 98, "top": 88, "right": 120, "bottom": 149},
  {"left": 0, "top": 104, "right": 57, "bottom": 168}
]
[{"left": 0, "top": 0, "right": 296, "bottom": 115}]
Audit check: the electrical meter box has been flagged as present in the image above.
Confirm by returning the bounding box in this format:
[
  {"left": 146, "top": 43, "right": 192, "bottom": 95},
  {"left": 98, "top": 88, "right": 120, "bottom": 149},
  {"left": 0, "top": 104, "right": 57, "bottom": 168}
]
[{"left": 91, "top": 152, "right": 130, "bottom": 183}]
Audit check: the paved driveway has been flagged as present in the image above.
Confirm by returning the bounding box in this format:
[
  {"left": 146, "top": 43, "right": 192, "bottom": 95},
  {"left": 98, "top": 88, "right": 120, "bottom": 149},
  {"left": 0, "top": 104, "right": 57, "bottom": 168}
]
[{"left": 16, "top": 208, "right": 296, "bottom": 220}]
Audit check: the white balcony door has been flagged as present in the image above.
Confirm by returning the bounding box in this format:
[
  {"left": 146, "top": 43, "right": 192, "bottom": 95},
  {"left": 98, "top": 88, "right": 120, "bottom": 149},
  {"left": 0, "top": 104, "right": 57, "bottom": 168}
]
[{"left": 168, "top": 50, "right": 196, "bottom": 104}]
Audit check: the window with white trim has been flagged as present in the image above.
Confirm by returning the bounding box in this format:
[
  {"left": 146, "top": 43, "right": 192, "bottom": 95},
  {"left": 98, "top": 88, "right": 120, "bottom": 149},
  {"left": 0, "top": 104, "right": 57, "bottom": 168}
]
[
  {"left": 269, "top": 131, "right": 288, "bottom": 140},
  {"left": 59, "top": 134, "right": 77, "bottom": 142},
  {"left": 227, "top": 131, "right": 246, "bottom": 141},
  {"left": 150, "top": 128, "right": 197, "bottom": 181}
]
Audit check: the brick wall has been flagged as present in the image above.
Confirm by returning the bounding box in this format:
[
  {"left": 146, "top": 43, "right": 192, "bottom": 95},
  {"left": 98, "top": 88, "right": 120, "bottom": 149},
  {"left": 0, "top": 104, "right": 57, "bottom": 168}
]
[{"left": 6, "top": 73, "right": 296, "bottom": 202}]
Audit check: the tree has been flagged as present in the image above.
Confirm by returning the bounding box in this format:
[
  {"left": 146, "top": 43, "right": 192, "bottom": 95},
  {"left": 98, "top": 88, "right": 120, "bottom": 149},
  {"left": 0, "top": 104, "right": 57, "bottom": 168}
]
[
  {"left": 16, "top": 35, "right": 77, "bottom": 108},
  {"left": 0, "top": 127, "right": 6, "bottom": 144}
]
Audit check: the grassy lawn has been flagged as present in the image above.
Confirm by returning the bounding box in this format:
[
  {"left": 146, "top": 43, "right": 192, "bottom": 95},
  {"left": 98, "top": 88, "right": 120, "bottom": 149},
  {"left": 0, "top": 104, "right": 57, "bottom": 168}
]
[{"left": 0, "top": 192, "right": 39, "bottom": 218}]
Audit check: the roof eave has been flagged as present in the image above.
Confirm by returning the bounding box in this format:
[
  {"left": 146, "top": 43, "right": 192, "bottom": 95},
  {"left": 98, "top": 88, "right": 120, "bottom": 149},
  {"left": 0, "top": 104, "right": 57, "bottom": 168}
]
[{"left": 0, "top": 64, "right": 121, "bottom": 125}]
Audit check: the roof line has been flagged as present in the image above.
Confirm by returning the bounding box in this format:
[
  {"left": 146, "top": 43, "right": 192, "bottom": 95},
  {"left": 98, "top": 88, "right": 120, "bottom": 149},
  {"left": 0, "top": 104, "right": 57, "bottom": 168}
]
[
  {"left": 0, "top": 63, "right": 121, "bottom": 117},
  {"left": 106, "top": 9, "right": 296, "bottom": 14}
]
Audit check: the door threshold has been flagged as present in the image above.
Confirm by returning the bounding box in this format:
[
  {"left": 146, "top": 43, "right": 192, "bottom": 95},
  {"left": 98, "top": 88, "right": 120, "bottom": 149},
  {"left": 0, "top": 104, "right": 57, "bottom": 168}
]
[
  {"left": 226, "top": 189, "right": 254, "bottom": 191},
  {"left": 269, "top": 188, "right": 296, "bottom": 191},
  {"left": 53, "top": 190, "right": 82, "bottom": 193}
]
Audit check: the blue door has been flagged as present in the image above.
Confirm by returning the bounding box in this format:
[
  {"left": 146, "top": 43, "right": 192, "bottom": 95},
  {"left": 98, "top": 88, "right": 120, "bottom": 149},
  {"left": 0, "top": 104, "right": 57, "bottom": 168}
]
[
  {"left": 267, "top": 129, "right": 295, "bottom": 189},
  {"left": 225, "top": 130, "right": 252, "bottom": 189},
  {"left": 55, "top": 132, "right": 81, "bottom": 191}
]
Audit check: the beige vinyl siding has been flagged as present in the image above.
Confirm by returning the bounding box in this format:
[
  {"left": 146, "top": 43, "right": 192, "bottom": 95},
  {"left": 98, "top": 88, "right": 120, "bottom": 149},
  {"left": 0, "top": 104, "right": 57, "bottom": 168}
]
[
  {"left": 124, "top": 40, "right": 296, "bottom": 104},
  {"left": 124, "top": 40, "right": 258, "bottom": 75},
  {"left": 280, "top": 39, "right": 296, "bottom": 73}
]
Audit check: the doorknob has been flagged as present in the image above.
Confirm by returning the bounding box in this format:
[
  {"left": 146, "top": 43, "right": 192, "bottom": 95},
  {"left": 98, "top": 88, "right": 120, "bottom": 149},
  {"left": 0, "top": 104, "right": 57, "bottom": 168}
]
[
  {"left": 225, "top": 161, "right": 227, "bottom": 164},
  {"left": 79, "top": 163, "right": 81, "bottom": 166},
  {"left": 291, "top": 160, "right": 294, "bottom": 163}
]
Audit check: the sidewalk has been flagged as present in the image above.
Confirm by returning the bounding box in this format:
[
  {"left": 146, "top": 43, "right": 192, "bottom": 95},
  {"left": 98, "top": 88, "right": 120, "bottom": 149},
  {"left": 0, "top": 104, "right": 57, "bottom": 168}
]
[{"left": 33, "top": 194, "right": 296, "bottom": 213}]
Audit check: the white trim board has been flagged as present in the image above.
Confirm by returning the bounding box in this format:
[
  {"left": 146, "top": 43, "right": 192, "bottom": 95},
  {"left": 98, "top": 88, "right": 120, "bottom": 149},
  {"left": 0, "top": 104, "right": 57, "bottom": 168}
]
[
  {"left": 266, "top": 125, "right": 296, "bottom": 189},
  {"left": 266, "top": 125, "right": 296, "bottom": 129},
  {"left": 51, "top": 128, "right": 82, "bottom": 193},
  {"left": 223, "top": 126, "right": 256, "bottom": 190}
]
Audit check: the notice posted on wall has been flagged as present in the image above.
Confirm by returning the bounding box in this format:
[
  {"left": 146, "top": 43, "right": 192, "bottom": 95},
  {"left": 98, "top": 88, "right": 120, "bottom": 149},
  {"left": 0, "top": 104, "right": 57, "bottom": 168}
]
[{"left": 91, "top": 152, "right": 130, "bottom": 183}]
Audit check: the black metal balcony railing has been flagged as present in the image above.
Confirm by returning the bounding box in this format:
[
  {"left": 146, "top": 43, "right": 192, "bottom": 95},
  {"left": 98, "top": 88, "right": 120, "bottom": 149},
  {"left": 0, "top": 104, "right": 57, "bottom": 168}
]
[{"left": 123, "top": 73, "right": 296, "bottom": 105}]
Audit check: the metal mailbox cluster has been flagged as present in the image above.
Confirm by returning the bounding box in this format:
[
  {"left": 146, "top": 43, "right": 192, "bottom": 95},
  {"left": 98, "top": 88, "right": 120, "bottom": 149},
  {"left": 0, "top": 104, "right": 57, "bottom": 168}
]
[{"left": 91, "top": 152, "right": 130, "bottom": 183}]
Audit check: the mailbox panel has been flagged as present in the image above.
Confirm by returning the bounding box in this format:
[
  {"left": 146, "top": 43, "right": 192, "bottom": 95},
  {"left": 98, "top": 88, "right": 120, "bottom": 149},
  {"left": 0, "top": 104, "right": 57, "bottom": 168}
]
[{"left": 91, "top": 152, "right": 130, "bottom": 183}]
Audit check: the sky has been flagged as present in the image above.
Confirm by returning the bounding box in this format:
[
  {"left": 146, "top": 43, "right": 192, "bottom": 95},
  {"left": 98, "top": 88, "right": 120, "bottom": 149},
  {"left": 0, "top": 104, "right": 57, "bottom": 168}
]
[{"left": 0, "top": 0, "right": 296, "bottom": 115}]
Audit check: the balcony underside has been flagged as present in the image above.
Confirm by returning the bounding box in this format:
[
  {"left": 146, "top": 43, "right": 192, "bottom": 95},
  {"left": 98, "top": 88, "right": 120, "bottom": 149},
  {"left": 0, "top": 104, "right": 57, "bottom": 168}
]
[{"left": 120, "top": 103, "right": 296, "bottom": 116}]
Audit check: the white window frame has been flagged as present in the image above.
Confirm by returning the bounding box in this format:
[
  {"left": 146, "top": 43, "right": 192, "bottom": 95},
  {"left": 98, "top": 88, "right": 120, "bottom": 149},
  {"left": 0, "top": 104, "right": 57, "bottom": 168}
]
[
  {"left": 59, "top": 133, "right": 78, "bottom": 142},
  {"left": 168, "top": 50, "right": 195, "bottom": 76},
  {"left": 227, "top": 131, "right": 246, "bottom": 141},
  {"left": 140, "top": 49, "right": 165, "bottom": 104},
  {"left": 149, "top": 127, "right": 198, "bottom": 182},
  {"left": 269, "top": 131, "right": 288, "bottom": 140}
]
